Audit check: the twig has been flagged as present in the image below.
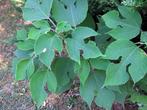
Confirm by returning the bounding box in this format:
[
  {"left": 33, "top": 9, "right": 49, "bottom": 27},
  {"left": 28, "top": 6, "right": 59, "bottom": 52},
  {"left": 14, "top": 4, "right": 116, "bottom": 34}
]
[{"left": 48, "top": 17, "right": 56, "bottom": 28}]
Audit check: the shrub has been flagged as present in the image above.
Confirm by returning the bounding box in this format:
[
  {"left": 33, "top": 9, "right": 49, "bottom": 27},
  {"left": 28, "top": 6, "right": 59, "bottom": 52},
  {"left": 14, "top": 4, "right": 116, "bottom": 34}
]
[{"left": 13, "top": 0, "right": 147, "bottom": 109}]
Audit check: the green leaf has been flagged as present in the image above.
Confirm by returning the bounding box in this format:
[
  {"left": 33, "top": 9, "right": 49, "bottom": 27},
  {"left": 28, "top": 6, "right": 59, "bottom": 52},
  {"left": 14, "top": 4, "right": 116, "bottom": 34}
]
[
  {"left": 114, "top": 90, "right": 127, "bottom": 104},
  {"left": 16, "top": 58, "right": 34, "bottom": 80},
  {"left": 80, "top": 70, "right": 105, "bottom": 107},
  {"left": 105, "top": 63, "right": 129, "bottom": 86},
  {"left": 108, "top": 86, "right": 128, "bottom": 105},
  {"left": 39, "top": 52, "right": 54, "bottom": 69},
  {"left": 33, "top": 20, "right": 49, "bottom": 28},
  {"left": 51, "top": 57, "right": 75, "bottom": 93},
  {"left": 141, "top": 31, "right": 147, "bottom": 43},
  {"left": 23, "top": 0, "right": 53, "bottom": 21},
  {"left": 66, "top": 27, "right": 102, "bottom": 64},
  {"left": 56, "top": 21, "right": 72, "bottom": 33},
  {"left": 52, "top": 0, "right": 88, "bottom": 26},
  {"left": 28, "top": 27, "right": 40, "bottom": 40},
  {"left": 136, "top": 76, "right": 147, "bottom": 92},
  {"left": 16, "top": 29, "right": 27, "bottom": 40},
  {"left": 28, "top": 20, "right": 51, "bottom": 40},
  {"left": 12, "top": 58, "right": 21, "bottom": 75},
  {"left": 90, "top": 58, "right": 110, "bottom": 71},
  {"left": 14, "top": 49, "right": 33, "bottom": 58},
  {"left": 130, "top": 93, "right": 147, "bottom": 110},
  {"left": 77, "top": 59, "right": 90, "bottom": 85},
  {"left": 30, "top": 69, "right": 57, "bottom": 107},
  {"left": 96, "top": 19, "right": 114, "bottom": 53},
  {"left": 16, "top": 39, "right": 35, "bottom": 51},
  {"left": 47, "top": 71, "right": 57, "bottom": 92},
  {"left": 102, "top": 6, "right": 142, "bottom": 40},
  {"left": 34, "top": 34, "right": 63, "bottom": 68},
  {"left": 95, "top": 88, "right": 115, "bottom": 110},
  {"left": 30, "top": 70, "right": 47, "bottom": 107},
  {"left": 82, "top": 41, "right": 102, "bottom": 59},
  {"left": 80, "top": 13, "right": 96, "bottom": 29},
  {"left": 104, "top": 40, "right": 147, "bottom": 86}
]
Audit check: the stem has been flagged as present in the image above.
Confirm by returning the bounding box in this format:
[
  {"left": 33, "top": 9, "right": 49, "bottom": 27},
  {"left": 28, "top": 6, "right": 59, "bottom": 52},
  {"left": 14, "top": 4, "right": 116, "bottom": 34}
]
[
  {"left": 48, "top": 17, "right": 56, "bottom": 28},
  {"left": 50, "top": 28, "right": 56, "bottom": 32},
  {"left": 135, "top": 42, "right": 146, "bottom": 45}
]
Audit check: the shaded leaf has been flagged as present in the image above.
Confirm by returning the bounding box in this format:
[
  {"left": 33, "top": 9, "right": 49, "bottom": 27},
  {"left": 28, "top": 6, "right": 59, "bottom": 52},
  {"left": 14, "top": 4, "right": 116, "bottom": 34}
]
[
  {"left": 141, "top": 31, "right": 147, "bottom": 43},
  {"left": 95, "top": 88, "right": 115, "bottom": 110},
  {"left": 96, "top": 19, "right": 114, "bottom": 53},
  {"left": 47, "top": 71, "right": 57, "bottom": 92},
  {"left": 80, "top": 13, "right": 95, "bottom": 29},
  {"left": 80, "top": 70, "right": 105, "bottom": 107},
  {"left": 14, "top": 49, "right": 33, "bottom": 58},
  {"left": 130, "top": 93, "right": 147, "bottom": 110},
  {"left": 51, "top": 57, "right": 75, "bottom": 93},
  {"left": 77, "top": 59, "right": 90, "bottom": 85}
]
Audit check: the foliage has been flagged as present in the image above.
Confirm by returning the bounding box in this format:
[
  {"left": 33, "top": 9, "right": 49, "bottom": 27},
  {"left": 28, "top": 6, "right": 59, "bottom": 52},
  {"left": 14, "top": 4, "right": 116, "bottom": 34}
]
[
  {"left": 121, "top": 0, "right": 147, "bottom": 7},
  {"left": 13, "top": 0, "right": 147, "bottom": 109}
]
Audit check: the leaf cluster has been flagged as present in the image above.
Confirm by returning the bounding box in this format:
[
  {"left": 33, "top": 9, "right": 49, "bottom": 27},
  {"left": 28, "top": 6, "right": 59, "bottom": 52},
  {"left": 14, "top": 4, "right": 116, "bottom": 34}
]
[{"left": 13, "top": 0, "right": 147, "bottom": 109}]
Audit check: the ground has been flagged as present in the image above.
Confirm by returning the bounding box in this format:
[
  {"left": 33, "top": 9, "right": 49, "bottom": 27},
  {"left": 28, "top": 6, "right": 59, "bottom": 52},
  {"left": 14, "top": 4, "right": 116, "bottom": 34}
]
[{"left": 0, "top": 0, "right": 35, "bottom": 110}]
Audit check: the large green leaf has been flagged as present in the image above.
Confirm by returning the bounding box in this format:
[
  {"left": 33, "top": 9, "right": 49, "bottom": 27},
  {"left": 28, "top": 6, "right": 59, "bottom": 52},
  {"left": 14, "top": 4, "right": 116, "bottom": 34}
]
[
  {"left": 15, "top": 58, "right": 34, "bottom": 80},
  {"left": 23, "top": 0, "right": 53, "bottom": 21},
  {"left": 66, "top": 27, "right": 102, "bottom": 64},
  {"left": 95, "top": 88, "right": 115, "bottom": 110},
  {"left": 51, "top": 57, "right": 75, "bottom": 93},
  {"left": 30, "top": 69, "right": 57, "bottom": 107},
  {"left": 30, "top": 70, "right": 47, "bottom": 107},
  {"left": 34, "top": 34, "right": 63, "bottom": 68},
  {"left": 80, "top": 70, "right": 105, "bottom": 107},
  {"left": 52, "top": 0, "right": 88, "bottom": 26},
  {"left": 102, "top": 6, "right": 142, "bottom": 40},
  {"left": 104, "top": 40, "right": 147, "bottom": 86},
  {"left": 28, "top": 20, "right": 51, "bottom": 40},
  {"left": 47, "top": 71, "right": 57, "bottom": 92},
  {"left": 76, "top": 59, "right": 90, "bottom": 85}
]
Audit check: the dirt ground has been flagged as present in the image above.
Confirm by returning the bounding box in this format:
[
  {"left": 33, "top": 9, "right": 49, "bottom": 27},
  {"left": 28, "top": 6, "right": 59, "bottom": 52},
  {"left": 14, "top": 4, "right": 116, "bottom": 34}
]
[{"left": 0, "top": 0, "right": 36, "bottom": 110}]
